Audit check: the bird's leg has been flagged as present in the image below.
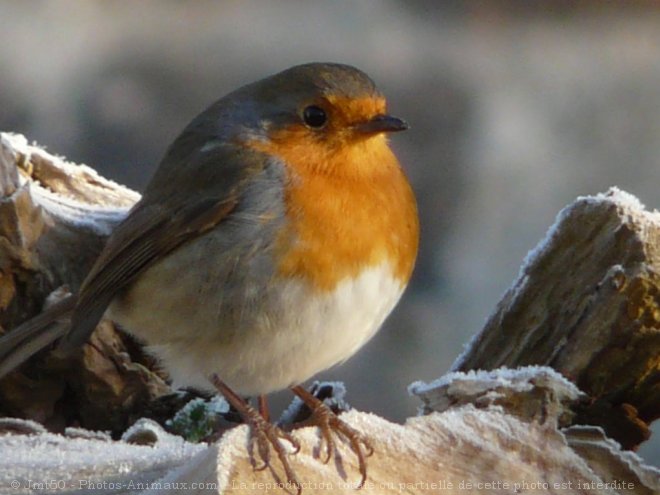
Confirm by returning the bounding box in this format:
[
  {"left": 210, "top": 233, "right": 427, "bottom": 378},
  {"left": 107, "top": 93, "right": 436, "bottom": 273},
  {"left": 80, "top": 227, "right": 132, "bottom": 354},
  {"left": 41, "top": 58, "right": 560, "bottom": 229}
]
[
  {"left": 209, "top": 374, "right": 301, "bottom": 491},
  {"left": 258, "top": 394, "right": 270, "bottom": 422},
  {"left": 290, "top": 385, "right": 374, "bottom": 488}
]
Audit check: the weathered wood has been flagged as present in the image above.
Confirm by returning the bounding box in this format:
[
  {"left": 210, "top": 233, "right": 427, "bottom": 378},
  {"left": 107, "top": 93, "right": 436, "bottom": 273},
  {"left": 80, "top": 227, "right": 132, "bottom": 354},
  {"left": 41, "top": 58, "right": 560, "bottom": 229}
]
[
  {"left": 2, "top": 369, "right": 658, "bottom": 494},
  {"left": 0, "top": 133, "right": 171, "bottom": 435},
  {"left": 454, "top": 189, "right": 660, "bottom": 450},
  {"left": 0, "top": 133, "right": 137, "bottom": 328}
]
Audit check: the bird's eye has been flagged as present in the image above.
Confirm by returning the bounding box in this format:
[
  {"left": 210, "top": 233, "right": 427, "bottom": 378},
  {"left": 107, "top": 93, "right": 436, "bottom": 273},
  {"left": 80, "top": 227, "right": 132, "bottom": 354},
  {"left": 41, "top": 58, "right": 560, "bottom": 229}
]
[{"left": 302, "top": 105, "right": 328, "bottom": 129}]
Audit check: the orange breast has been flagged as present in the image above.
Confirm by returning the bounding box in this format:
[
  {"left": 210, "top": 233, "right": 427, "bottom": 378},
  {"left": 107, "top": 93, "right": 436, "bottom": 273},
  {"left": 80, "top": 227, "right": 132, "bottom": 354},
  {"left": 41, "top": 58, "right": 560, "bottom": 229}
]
[{"left": 250, "top": 130, "right": 419, "bottom": 292}]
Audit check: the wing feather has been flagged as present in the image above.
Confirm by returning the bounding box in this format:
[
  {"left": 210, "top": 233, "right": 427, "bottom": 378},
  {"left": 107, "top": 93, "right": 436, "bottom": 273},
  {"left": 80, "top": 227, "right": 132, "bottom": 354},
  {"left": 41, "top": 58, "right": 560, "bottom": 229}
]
[{"left": 61, "top": 142, "right": 261, "bottom": 348}]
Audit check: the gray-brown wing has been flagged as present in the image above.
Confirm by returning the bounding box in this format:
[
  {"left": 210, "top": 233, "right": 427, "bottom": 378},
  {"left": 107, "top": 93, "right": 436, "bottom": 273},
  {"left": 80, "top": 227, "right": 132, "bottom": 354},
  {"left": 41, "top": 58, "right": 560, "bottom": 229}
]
[
  {"left": 61, "top": 196, "right": 237, "bottom": 349},
  {"left": 60, "top": 140, "right": 264, "bottom": 350}
]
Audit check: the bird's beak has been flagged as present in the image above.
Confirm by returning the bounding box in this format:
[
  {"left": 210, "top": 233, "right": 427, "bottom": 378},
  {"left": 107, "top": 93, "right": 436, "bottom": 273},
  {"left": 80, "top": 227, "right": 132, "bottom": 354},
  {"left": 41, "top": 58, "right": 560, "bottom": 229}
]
[{"left": 354, "top": 114, "right": 409, "bottom": 135}]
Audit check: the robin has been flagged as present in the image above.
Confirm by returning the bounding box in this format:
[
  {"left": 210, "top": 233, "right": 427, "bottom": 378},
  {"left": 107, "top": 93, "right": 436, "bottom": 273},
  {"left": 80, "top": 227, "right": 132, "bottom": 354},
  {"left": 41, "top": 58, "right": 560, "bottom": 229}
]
[{"left": 0, "top": 63, "right": 419, "bottom": 490}]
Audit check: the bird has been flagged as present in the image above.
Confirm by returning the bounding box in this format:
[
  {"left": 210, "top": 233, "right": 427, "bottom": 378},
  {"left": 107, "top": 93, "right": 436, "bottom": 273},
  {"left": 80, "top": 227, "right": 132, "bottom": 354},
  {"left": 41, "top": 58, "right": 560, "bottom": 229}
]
[{"left": 0, "top": 62, "right": 419, "bottom": 490}]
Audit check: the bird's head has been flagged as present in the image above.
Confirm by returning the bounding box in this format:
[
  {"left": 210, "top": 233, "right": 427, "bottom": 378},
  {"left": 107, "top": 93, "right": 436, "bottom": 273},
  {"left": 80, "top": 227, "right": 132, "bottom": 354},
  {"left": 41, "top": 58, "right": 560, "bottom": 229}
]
[{"left": 222, "top": 63, "right": 408, "bottom": 178}]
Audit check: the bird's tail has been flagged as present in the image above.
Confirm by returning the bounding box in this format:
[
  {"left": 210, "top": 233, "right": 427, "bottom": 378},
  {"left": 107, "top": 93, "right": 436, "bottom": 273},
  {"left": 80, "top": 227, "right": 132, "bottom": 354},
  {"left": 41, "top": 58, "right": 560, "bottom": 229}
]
[{"left": 0, "top": 295, "right": 77, "bottom": 378}]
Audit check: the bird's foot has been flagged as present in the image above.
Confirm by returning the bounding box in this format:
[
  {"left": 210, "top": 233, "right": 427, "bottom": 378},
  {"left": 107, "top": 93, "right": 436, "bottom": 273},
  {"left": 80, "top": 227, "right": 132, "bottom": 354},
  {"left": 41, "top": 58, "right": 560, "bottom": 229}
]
[
  {"left": 210, "top": 374, "right": 302, "bottom": 494},
  {"left": 291, "top": 385, "right": 373, "bottom": 488}
]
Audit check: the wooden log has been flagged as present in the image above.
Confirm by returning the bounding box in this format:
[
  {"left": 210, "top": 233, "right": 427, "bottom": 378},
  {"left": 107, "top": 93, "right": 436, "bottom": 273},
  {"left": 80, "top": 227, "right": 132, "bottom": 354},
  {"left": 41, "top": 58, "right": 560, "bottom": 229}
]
[
  {"left": 2, "top": 368, "right": 658, "bottom": 494},
  {"left": 454, "top": 188, "right": 660, "bottom": 450},
  {"left": 0, "top": 133, "right": 171, "bottom": 435}
]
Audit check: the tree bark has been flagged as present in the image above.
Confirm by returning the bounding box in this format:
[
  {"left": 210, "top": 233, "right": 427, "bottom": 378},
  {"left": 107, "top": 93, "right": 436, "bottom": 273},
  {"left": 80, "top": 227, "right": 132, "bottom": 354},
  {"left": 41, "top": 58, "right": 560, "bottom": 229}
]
[{"left": 454, "top": 188, "right": 660, "bottom": 450}]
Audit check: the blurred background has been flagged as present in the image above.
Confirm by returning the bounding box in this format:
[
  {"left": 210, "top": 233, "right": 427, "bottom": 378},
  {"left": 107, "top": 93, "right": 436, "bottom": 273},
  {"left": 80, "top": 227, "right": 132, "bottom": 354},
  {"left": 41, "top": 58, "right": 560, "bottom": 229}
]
[{"left": 0, "top": 0, "right": 658, "bottom": 462}]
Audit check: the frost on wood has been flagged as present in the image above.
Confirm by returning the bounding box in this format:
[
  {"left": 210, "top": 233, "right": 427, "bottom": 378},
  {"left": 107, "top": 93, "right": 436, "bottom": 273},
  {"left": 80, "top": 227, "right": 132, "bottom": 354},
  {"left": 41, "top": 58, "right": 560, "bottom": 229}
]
[
  {"left": 0, "top": 132, "right": 172, "bottom": 436},
  {"left": 564, "top": 425, "right": 660, "bottom": 493},
  {"left": 0, "top": 417, "right": 206, "bottom": 494},
  {"left": 409, "top": 366, "right": 584, "bottom": 427},
  {"left": 0, "top": 132, "right": 138, "bottom": 326},
  {"left": 454, "top": 188, "right": 660, "bottom": 450},
  {"left": 1, "top": 369, "right": 658, "bottom": 495},
  {"left": 184, "top": 408, "right": 633, "bottom": 495}
]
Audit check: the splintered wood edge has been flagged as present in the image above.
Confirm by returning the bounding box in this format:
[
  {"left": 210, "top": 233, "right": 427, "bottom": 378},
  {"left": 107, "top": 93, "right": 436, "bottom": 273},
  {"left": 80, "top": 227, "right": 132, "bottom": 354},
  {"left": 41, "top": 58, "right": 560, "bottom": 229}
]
[
  {"left": 0, "top": 132, "right": 139, "bottom": 236},
  {"left": 451, "top": 187, "right": 660, "bottom": 449},
  {"left": 453, "top": 187, "right": 660, "bottom": 371}
]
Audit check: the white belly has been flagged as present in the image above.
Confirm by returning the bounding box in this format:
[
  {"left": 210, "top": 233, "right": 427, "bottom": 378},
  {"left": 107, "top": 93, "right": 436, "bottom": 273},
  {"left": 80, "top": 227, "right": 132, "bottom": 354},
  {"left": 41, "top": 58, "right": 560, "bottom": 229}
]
[{"left": 111, "top": 263, "right": 404, "bottom": 396}]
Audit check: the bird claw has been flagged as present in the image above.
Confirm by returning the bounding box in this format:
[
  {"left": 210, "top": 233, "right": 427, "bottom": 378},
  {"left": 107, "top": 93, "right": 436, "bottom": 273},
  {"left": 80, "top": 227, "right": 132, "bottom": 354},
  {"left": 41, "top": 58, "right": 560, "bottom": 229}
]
[
  {"left": 291, "top": 385, "right": 373, "bottom": 488},
  {"left": 320, "top": 429, "right": 334, "bottom": 464},
  {"left": 248, "top": 432, "right": 270, "bottom": 471},
  {"left": 244, "top": 403, "right": 302, "bottom": 490},
  {"left": 316, "top": 406, "right": 373, "bottom": 488},
  {"left": 210, "top": 374, "right": 302, "bottom": 492}
]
